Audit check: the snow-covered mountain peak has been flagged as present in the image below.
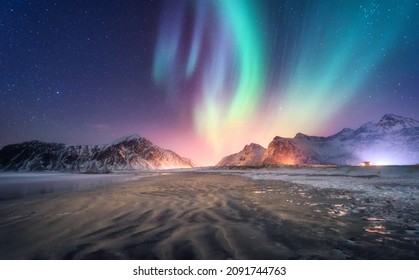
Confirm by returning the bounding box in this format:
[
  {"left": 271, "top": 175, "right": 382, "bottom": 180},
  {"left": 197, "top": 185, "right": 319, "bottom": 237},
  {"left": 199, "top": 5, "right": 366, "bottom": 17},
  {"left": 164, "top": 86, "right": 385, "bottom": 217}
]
[
  {"left": 357, "top": 121, "right": 374, "bottom": 132},
  {"left": 331, "top": 128, "right": 355, "bottom": 139},
  {"left": 295, "top": 133, "right": 316, "bottom": 140},
  {"left": 0, "top": 135, "right": 195, "bottom": 171},
  {"left": 272, "top": 136, "right": 289, "bottom": 142},
  {"left": 380, "top": 113, "right": 408, "bottom": 122},
  {"left": 375, "top": 114, "right": 419, "bottom": 131},
  {"left": 216, "top": 142, "right": 266, "bottom": 166},
  {"left": 354, "top": 114, "right": 419, "bottom": 135},
  {"left": 218, "top": 114, "right": 419, "bottom": 166},
  {"left": 294, "top": 133, "right": 306, "bottom": 138},
  {"left": 111, "top": 134, "right": 148, "bottom": 145},
  {"left": 244, "top": 143, "right": 265, "bottom": 151}
]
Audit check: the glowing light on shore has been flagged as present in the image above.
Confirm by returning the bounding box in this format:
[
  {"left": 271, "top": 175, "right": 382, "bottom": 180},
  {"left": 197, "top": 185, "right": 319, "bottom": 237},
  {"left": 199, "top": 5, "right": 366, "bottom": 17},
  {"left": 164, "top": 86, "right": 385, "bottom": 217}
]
[{"left": 359, "top": 151, "right": 414, "bottom": 166}]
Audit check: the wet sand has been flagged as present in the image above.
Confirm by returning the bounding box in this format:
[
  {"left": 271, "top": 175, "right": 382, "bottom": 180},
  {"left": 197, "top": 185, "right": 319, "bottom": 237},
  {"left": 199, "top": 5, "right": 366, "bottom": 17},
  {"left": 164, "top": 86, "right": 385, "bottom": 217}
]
[{"left": 0, "top": 171, "right": 418, "bottom": 259}]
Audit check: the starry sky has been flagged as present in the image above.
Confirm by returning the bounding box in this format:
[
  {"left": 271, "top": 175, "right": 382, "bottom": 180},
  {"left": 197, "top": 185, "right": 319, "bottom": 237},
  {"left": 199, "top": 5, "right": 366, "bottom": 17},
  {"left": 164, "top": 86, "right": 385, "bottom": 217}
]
[{"left": 1, "top": 0, "right": 418, "bottom": 165}]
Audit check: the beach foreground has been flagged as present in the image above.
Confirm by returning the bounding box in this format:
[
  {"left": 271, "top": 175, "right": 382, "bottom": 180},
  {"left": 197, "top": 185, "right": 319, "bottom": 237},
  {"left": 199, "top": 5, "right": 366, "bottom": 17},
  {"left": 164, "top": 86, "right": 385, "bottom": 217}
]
[{"left": 0, "top": 167, "right": 418, "bottom": 259}]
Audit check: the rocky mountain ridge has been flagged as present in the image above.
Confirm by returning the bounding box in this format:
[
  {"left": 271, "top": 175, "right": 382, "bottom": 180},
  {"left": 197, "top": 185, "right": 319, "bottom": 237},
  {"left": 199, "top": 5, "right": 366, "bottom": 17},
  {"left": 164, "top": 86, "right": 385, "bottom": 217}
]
[
  {"left": 0, "top": 134, "right": 195, "bottom": 172},
  {"left": 217, "top": 114, "right": 419, "bottom": 166}
]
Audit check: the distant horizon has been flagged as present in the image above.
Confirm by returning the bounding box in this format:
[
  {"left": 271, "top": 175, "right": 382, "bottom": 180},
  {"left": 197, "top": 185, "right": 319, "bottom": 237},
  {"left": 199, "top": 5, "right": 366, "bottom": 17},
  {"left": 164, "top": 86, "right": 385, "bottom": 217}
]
[{"left": 1, "top": 112, "right": 417, "bottom": 166}]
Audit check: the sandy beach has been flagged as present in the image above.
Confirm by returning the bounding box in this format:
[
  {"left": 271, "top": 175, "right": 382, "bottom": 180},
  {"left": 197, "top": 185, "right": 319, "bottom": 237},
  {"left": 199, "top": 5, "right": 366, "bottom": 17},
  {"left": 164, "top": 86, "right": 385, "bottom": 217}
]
[{"left": 0, "top": 167, "right": 418, "bottom": 259}]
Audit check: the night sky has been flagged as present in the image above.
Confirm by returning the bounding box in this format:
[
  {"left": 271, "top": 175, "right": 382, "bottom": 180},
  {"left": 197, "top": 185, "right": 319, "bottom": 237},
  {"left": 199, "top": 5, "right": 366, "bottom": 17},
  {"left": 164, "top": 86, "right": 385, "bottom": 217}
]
[{"left": 1, "top": 0, "right": 418, "bottom": 165}]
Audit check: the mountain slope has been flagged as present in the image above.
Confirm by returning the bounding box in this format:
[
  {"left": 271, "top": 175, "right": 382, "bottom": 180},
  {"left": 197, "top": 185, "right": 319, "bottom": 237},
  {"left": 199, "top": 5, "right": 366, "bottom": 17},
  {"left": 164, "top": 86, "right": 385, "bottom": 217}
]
[
  {"left": 216, "top": 143, "right": 266, "bottom": 166},
  {"left": 0, "top": 134, "right": 195, "bottom": 172},
  {"left": 217, "top": 114, "right": 419, "bottom": 166}
]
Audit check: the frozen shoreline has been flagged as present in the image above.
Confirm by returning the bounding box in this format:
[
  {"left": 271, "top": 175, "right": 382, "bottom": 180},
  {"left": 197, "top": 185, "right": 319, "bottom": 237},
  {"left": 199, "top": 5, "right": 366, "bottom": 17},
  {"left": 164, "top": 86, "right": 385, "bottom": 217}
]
[
  {"left": 211, "top": 165, "right": 419, "bottom": 249},
  {"left": 0, "top": 167, "right": 418, "bottom": 259},
  {"left": 210, "top": 165, "right": 419, "bottom": 197}
]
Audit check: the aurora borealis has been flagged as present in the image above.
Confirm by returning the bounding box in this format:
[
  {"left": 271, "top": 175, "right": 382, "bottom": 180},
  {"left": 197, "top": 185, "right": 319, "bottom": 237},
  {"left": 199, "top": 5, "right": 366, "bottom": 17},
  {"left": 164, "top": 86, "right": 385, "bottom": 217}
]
[
  {"left": 1, "top": 0, "right": 418, "bottom": 165},
  {"left": 153, "top": 0, "right": 266, "bottom": 154}
]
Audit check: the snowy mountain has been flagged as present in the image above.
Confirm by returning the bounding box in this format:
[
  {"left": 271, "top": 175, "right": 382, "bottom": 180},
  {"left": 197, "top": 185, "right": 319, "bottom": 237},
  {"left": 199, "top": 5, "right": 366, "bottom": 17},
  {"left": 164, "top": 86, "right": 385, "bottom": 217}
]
[
  {"left": 0, "top": 134, "right": 195, "bottom": 172},
  {"left": 216, "top": 143, "right": 266, "bottom": 166},
  {"left": 217, "top": 114, "right": 419, "bottom": 166}
]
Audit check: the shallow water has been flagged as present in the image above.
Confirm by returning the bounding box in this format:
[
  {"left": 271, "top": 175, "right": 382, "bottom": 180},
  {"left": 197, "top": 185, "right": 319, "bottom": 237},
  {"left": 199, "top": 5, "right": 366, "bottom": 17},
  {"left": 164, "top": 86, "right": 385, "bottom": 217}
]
[
  {"left": 0, "top": 172, "right": 154, "bottom": 200},
  {"left": 0, "top": 172, "right": 418, "bottom": 259}
]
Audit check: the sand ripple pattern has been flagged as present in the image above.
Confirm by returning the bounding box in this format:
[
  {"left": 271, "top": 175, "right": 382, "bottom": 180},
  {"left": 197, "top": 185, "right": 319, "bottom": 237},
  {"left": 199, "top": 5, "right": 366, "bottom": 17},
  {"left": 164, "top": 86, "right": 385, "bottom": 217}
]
[{"left": 0, "top": 172, "right": 418, "bottom": 259}]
